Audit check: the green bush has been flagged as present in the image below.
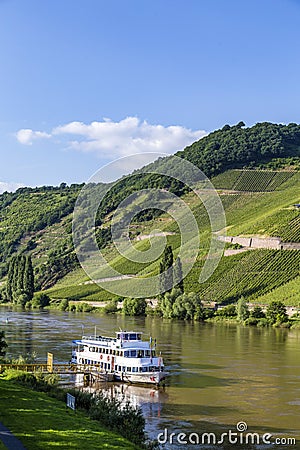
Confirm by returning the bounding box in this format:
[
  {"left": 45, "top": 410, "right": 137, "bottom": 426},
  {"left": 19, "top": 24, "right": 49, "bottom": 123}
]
[
  {"left": 32, "top": 293, "right": 50, "bottom": 308},
  {"left": 236, "top": 297, "right": 249, "bottom": 321},
  {"left": 123, "top": 298, "right": 147, "bottom": 316},
  {"left": 104, "top": 299, "right": 119, "bottom": 314},
  {"left": 250, "top": 306, "right": 265, "bottom": 319},
  {"left": 257, "top": 318, "right": 270, "bottom": 327},
  {"left": 58, "top": 299, "right": 69, "bottom": 311},
  {"left": 216, "top": 304, "right": 237, "bottom": 318},
  {"left": 266, "top": 301, "right": 289, "bottom": 325},
  {"left": 244, "top": 317, "right": 259, "bottom": 326},
  {"left": 75, "top": 302, "right": 94, "bottom": 312}
]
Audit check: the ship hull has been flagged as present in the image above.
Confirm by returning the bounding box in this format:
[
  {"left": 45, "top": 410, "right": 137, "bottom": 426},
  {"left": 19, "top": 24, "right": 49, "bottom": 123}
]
[{"left": 114, "top": 370, "right": 167, "bottom": 385}]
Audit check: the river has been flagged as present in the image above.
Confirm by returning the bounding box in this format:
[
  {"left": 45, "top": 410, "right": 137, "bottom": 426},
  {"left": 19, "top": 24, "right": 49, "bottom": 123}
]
[{"left": 1, "top": 307, "right": 300, "bottom": 449}]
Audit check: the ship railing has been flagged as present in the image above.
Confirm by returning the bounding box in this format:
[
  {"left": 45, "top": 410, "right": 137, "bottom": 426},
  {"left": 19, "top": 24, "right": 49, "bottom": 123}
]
[
  {"left": 0, "top": 362, "right": 112, "bottom": 374},
  {"left": 82, "top": 335, "right": 117, "bottom": 343}
]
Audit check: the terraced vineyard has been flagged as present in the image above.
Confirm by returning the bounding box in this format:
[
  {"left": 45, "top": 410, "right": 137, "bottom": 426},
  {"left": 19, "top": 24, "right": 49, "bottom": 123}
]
[
  {"left": 211, "top": 170, "right": 242, "bottom": 190},
  {"left": 253, "top": 275, "right": 300, "bottom": 306},
  {"left": 190, "top": 249, "right": 300, "bottom": 304},
  {"left": 211, "top": 169, "right": 295, "bottom": 191}
]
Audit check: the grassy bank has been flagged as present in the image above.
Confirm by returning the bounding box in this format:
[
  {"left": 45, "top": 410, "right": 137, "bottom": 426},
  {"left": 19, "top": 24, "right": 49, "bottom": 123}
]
[{"left": 0, "top": 377, "right": 139, "bottom": 450}]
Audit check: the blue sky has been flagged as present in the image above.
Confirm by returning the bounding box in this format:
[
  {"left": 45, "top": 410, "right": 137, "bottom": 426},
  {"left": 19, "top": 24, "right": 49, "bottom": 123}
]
[{"left": 1, "top": 0, "right": 300, "bottom": 190}]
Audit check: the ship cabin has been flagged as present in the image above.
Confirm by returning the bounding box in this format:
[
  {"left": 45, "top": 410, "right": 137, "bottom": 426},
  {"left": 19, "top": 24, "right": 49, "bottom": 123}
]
[{"left": 72, "top": 331, "right": 160, "bottom": 368}]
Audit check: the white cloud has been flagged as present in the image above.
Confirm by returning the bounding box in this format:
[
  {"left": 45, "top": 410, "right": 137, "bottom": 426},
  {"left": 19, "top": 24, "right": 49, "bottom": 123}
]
[
  {"left": 16, "top": 117, "right": 207, "bottom": 157},
  {"left": 53, "top": 117, "right": 207, "bottom": 157},
  {"left": 16, "top": 129, "right": 51, "bottom": 145},
  {"left": 0, "top": 181, "right": 25, "bottom": 194}
]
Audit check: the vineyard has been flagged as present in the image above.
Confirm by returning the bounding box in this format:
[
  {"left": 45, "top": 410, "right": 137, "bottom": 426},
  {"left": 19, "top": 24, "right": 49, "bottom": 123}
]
[
  {"left": 188, "top": 249, "right": 300, "bottom": 304},
  {"left": 253, "top": 275, "right": 300, "bottom": 306},
  {"left": 211, "top": 169, "right": 295, "bottom": 191},
  {"left": 211, "top": 170, "right": 242, "bottom": 190},
  {"left": 44, "top": 170, "right": 300, "bottom": 304}
]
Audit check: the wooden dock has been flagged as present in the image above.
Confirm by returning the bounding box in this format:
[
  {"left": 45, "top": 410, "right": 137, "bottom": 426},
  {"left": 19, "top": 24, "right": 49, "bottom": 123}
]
[{"left": 0, "top": 362, "right": 115, "bottom": 380}]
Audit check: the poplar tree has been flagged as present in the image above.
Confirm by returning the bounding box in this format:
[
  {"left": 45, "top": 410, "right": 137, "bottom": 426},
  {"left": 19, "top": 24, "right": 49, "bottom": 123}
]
[
  {"left": 6, "top": 254, "right": 34, "bottom": 305},
  {"left": 23, "top": 256, "right": 34, "bottom": 300},
  {"left": 159, "top": 245, "right": 174, "bottom": 293},
  {"left": 174, "top": 257, "right": 184, "bottom": 293}
]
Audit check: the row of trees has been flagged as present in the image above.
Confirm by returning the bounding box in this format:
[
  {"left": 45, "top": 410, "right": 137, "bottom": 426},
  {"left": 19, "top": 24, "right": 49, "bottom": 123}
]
[
  {"left": 217, "top": 298, "right": 290, "bottom": 327},
  {"left": 6, "top": 255, "right": 34, "bottom": 306}
]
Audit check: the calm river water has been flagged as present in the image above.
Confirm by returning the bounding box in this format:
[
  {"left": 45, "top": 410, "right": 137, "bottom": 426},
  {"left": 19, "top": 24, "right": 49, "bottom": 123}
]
[{"left": 1, "top": 307, "right": 300, "bottom": 449}]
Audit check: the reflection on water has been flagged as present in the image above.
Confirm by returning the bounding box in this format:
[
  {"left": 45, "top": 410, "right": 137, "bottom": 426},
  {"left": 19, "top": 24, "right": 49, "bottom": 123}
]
[
  {"left": 1, "top": 307, "right": 300, "bottom": 449},
  {"left": 77, "top": 378, "right": 167, "bottom": 420}
]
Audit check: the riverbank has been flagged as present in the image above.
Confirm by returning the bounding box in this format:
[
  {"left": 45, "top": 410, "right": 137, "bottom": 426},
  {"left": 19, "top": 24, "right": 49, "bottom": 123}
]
[{"left": 0, "top": 376, "right": 139, "bottom": 450}]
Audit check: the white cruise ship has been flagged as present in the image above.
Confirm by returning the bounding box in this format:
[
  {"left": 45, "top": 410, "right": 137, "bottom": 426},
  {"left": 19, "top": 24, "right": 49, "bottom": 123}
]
[{"left": 71, "top": 330, "right": 167, "bottom": 385}]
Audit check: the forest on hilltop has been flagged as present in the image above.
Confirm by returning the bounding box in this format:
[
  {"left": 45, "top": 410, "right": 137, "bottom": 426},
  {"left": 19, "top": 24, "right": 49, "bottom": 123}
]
[{"left": 179, "top": 121, "right": 300, "bottom": 176}]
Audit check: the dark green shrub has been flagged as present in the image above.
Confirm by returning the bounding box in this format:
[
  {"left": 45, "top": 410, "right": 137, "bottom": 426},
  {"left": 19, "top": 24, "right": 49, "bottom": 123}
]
[
  {"left": 217, "top": 304, "right": 237, "bottom": 318},
  {"left": 244, "top": 317, "right": 259, "bottom": 326},
  {"left": 250, "top": 306, "right": 265, "bottom": 319},
  {"left": 32, "top": 293, "right": 50, "bottom": 308},
  {"left": 58, "top": 299, "right": 69, "bottom": 311},
  {"left": 123, "top": 298, "right": 147, "bottom": 316},
  {"left": 266, "top": 301, "right": 289, "bottom": 325},
  {"left": 104, "top": 299, "right": 119, "bottom": 314}
]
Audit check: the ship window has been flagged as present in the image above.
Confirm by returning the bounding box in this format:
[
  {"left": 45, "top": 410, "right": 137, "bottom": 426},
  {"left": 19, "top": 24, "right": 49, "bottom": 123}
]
[
  {"left": 137, "top": 350, "right": 144, "bottom": 358},
  {"left": 118, "top": 365, "right": 121, "bottom": 371},
  {"left": 124, "top": 333, "right": 129, "bottom": 340},
  {"left": 129, "top": 333, "right": 136, "bottom": 340},
  {"left": 137, "top": 334, "right": 141, "bottom": 340},
  {"left": 124, "top": 351, "right": 129, "bottom": 357},
  {"left": 145, "top": 350, "right": 150, "bottom": 357},
  {"left": 132, "top": 367, "right": 138, "bottom": 372},
  {"left": 122, "top": 366, "right": 126, "bottom": 372},
  {"left": 127, "top": 367, "right": 132, "bottom": 372},
  {"left": 141, "top": 367, "right": 148, "bottom": 372},
  {"left": 130, "top": 350, "right": 137, "bottom": 357},
  {"left": 112, "top": 350, "right": 116, "bottom": 355},
  {"left": 151, "top": 350, "right": 156, "bottom": 357},
  {"left": 110, "top": 349, "right": 113, "bottom": 354},
  {"left": 107, "top": 364, "right": 110, "bottom": 370}
]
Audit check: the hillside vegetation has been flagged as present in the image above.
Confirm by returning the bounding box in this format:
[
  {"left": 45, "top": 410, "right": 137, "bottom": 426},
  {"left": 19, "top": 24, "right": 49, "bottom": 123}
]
[
  {"left": 1, "top": 122, "right": 300, "bottom": 307},
  {"left": 179, "top": 121, "right": 300, "bottom": 176}
]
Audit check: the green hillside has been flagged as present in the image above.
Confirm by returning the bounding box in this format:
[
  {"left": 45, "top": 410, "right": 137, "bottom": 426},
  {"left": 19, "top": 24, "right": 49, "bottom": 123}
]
[
  {"left": 0, "top": 184, "right": 81, "bottom": 289},
  {"left": 1, "top": 122, "right": 300, "bottom": 307}
]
